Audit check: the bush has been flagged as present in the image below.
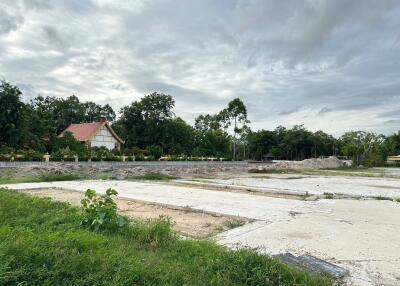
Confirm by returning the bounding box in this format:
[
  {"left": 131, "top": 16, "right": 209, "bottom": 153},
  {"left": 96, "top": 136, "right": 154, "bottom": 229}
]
[
  {"left": 80, "top": 188, "right": 127, "bottom": 231},
  {"left": 134, "top": 154, "right": 145, "bottom": 161},
  {"left": 148, "top": 145, "right": 163, "bottom": 160}
]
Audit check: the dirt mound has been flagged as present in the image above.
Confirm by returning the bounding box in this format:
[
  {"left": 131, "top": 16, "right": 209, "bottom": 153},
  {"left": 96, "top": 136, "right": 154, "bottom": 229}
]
[{"left": 257, "top": 156, "right": 352, "bottom": 171}]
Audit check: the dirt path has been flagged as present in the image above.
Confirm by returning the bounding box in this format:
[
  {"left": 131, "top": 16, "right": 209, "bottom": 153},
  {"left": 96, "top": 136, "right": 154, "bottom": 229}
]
[{"left": 20, "top": 188, "right": 248, "bottom": 238}]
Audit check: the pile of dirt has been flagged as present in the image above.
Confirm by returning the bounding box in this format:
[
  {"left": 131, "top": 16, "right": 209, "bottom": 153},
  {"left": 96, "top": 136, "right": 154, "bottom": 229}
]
[{"left": 257, "top": 156, "right": 352, "bottom": 171}]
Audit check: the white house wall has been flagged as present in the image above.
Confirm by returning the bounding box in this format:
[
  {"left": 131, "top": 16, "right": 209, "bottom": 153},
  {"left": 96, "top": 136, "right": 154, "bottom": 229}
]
[{"left": 91, "top": 126, "right": 118, "bottom": 150}]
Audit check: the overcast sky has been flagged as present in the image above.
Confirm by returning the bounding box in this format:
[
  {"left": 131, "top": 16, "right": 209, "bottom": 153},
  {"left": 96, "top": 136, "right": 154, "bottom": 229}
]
[{"left": 1, "top": 0, "right": 399, "bottom": 136}]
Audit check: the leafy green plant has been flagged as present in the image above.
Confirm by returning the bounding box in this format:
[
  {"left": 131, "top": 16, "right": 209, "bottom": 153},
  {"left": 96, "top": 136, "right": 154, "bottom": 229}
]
[{"left": 80, "top": 188, "right": 127, "bottom": 231}]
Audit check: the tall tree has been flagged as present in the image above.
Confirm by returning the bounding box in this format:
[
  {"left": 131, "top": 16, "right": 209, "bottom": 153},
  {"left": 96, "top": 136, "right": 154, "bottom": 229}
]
[
  {"left": 117, "top": 92, "right": 175, "bottom": 149},
  {"left": 0, "top": 81, "right": 25, "bottom": 147},
  {"left": 221, "top": 98, "right": 248, "bottom": 160}
]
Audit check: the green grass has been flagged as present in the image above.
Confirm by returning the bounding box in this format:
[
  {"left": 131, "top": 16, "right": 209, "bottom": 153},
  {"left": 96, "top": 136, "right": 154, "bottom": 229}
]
[
  {"left": 0, "top": 172, "right": 85, "bottom": 185},
  {"left": 372, "top": 196, "right": 394, "bottom": 201},
  {"left": 0, "top": 189, "right": 332, "bottom": 286},
  {"left": 127, "top": 172, "right": 178, "bottom": 181},
  {"left": 249, "top": 168, "right": 297, "bottom": 174},
  {"left": 223, "top": 219, "right": 246, "bottom": 229},
  {"left": 323, "top": 192, "right": 334, "bottom": 199}
]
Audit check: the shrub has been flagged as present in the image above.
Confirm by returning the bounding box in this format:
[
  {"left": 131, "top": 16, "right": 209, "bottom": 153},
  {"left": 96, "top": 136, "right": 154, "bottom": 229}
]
[
  {"left": 148, "top": 145, "right": 163, "bottom": 159},
  {"left": 80, "top": 188, "right": 127, "bottom": 231}
]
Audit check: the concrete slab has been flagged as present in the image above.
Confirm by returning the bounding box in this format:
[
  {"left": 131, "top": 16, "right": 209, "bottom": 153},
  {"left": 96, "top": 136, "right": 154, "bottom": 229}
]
[
  {"left": 4, "top": 180, "right": 400, "bottom": 285},
  {"left": 190, "top": 176, "right": 400, "bottom": 199},
  {"left": 3, "top": 180, "right": 314, "bottom": 220}
]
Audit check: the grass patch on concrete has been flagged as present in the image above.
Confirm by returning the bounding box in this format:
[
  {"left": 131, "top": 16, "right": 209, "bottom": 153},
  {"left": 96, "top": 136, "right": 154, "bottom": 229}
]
[
  {"left": 223, "top": 219, "right": 246, "bottom": 229},
  {"left": 372, "top": 196, "right": 394, "bottom": 201},
  {"left": 323, "top": 192, "right": 334, "bottom": 199},
  {"left": 95, "top": 172, "right": 114, "bottom": 180},
  {"left": 249, "top": 167, "right": 400, "bottom": 179},
  {"left": 0, "top": 189, "right": 332, "bottom": 286},
  {"left": 127, "top": 172, "right": 178, "bottom": 181},
  {"left": 249, "top": 168, "right": 298, "bottom": 174},
  {"left": 0, "top": 172, "right": 85, "bottom": 184}
]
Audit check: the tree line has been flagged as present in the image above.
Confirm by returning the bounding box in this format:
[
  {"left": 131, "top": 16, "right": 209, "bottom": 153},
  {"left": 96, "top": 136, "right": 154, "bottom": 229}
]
[{"left": 0, "top": 80, "right": 399, "bottom": 165}]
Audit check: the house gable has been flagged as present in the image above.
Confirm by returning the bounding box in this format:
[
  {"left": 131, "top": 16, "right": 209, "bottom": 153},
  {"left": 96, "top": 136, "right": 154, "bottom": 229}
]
[
  {"left": 91, "top": 125, "right": 120, "bottom": 150},
  {"left": 59, "top": 119, "right": 124, "bottom": 150}
]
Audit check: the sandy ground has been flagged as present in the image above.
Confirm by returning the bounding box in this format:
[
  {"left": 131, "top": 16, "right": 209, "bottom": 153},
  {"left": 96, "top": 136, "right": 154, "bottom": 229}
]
[
  {"left": 182, "top": 175, "right": 400, "bottom": 199},
  {"left": 20, "top": 188, "right": 248, "bottom": 238},
  {"left": 4, "top": 179, "right": 400, "bottom": 285}
]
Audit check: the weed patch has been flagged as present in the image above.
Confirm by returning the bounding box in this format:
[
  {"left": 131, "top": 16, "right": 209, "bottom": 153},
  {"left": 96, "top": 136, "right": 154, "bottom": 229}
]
[
  {"left": 323, "top": 192, "right": 334, "bottom": 199},
  {"left": 372, "top": 196, "right": 393, "bottom": 201},
  {"left": 0, "top": 172, "right": 85, "bottom": 184},
  {"left": 223, "top": 219, "right": 246, "bottom": 229},
  {"left": 127, "top": 172, "right": 178, "bottom": 181},
  {"left": 38, "top": 173, "right": 85, "bottom": 182}
]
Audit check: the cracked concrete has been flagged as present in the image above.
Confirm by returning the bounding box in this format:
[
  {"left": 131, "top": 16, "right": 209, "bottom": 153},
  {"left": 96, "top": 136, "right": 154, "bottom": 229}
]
[{"left": 186, "top": 175, "right": 400, "bottom": 199}]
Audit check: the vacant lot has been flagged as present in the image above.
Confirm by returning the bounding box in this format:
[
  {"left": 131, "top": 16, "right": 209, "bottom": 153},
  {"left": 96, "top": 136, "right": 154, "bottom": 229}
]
[
  {"left": 4, "top": 171, "right": 400, "bottom": 286},
  {"left": 0, "top": 189, "right": 330, "bottom": 286}
]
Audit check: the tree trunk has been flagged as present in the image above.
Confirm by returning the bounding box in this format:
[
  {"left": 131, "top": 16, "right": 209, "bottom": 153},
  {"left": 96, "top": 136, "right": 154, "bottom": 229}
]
[{"left": 232, "top": 117, "right": 237, "bottom": 161}]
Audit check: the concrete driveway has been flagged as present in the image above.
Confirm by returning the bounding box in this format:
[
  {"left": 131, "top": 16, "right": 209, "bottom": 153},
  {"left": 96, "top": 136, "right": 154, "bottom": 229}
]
[{"left": 4, "top": 180, "right": 400, "bottom": 285}]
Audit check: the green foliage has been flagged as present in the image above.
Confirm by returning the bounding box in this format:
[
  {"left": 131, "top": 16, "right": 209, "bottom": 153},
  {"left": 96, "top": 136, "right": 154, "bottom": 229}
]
[
  {"left": 0, "top": 189, "right": 332, "bottom": 286},
  {"left": 195, "top": 129, "right": 231, "bottom": 157},
  {"left": 148, "top": 145, "right": 163, "bottom": 159},
  {"left": 52, "top": 131, "right": 88, "bottom": 157},
  {"left": 0, "top": 79, "right": 399, "bottom": 166},
  {"left": 39, "top": 173, "right": 85, "bottom": 182},
  {"left": 117, "top": 92, "right": 176, "bottom": 149},
  {"left": 247, "top": 125, "right": 338, "bottom": 161},
  {"left": 80, "top": 188, "right": 127, "bottom": 231},
  {"left": 0, "top": 172, "right": 84, "bottom": 185},
  {"left": 127, "top": 172, "right": 178, "bottom": 181},
  {"left": 0, "top": 81, "right": 25, "bottom": 147},
  {"left": 340, "top": 131, "right": 386, "bottom": 166}
]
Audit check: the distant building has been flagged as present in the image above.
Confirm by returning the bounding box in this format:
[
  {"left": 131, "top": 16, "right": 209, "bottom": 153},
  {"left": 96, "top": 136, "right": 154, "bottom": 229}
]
[{"left": 59, "top": 118, "right": 124, "bottom": 150}]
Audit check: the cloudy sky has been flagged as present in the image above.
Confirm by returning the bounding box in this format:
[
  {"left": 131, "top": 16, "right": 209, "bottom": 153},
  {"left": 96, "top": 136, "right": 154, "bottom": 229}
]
[{"left": 1, "top": 0, "right": 399, "bottom": 136}]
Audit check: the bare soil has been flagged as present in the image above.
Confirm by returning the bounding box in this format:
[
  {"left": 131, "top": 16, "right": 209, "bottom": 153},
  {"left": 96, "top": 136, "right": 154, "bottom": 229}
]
[{"left": 20, "top": 188, "right": 249, "bottom": 238}]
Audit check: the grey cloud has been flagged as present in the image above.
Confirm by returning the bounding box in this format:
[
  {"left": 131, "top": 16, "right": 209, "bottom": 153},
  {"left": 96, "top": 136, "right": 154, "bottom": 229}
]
[
  {"left": 42, "top": 26, "right": 67, "bottom": 48},
  {"left": 0, "top": 7, "right": 23, "bottom": 34},
  {"left": 0, "top": 0, "right": 400, "bottom": 134},
  {"left": 278, "top": 107, "right": 300, "bottom": 116},
  {"left": 378, "top": 110, "right": 400, "bottom": 119},
  {"left": 318, "top": 107, "right": 333, "bottom": 115},
  {"left": 0, "top": 1, "right": 51, "bottom": 35}
]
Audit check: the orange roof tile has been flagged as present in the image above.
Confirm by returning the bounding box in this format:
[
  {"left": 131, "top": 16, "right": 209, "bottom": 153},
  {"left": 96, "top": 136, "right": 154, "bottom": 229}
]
[{"left": 59, "top": 120, "right": 124, "bottom": 144}]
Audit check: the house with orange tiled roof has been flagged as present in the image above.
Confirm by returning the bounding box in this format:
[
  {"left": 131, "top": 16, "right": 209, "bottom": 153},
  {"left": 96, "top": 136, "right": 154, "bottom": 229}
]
[{"left": 58, "top": 118, "right": 124, "bottom": 150}]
